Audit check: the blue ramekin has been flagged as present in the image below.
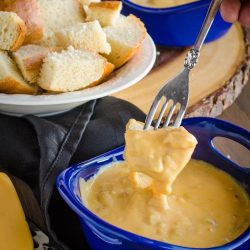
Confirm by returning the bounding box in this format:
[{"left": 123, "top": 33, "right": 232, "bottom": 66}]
[
  {"left": 57, "top": 117, "right": 250, "bottom": 250},
  {"left": 121, "top": 0, "right": 232, "bottom": 46}
]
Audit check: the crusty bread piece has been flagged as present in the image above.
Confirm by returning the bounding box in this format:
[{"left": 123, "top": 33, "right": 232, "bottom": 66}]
[
  {"left": 78, "top": 0, "right": 100, "bottom": 5},
  {"left": 37, "top": 0, "right": 85, "bottom": 46},
  {"left": 38, "top": 46, "right": 114, "bottom": 92},
  {"left": 84, "top": 1, "right": 122, "bottom": 26},
  {"left": 0, "top": 11, "right": 26, "bottom": 51},
  {"left": 55, "top": 20, "right": 111, "bottom": 54},
  {"left": 0, "top": 51, "right": 37, "bottom": 94},
  {"left": 104, "top": 14, "right": 146, "bottom": 68},
  {"left": 13, "top": 45, "right": 54, "bottom": 83},
  {"left": 0, "top": 0, "right": 43, "bottom": 44}
]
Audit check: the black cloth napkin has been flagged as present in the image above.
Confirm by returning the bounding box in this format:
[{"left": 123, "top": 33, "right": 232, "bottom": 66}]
[{"left": 0, "top": 96, "right": 145, "bottom": 250}]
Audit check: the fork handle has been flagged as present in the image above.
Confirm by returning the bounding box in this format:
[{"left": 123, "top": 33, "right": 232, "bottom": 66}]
[
  {"left": 194, "top": 0, "right": 223, "bottom": 51},
  {"left": 184, "top": 0, "right": 223, "bottom": 69}
]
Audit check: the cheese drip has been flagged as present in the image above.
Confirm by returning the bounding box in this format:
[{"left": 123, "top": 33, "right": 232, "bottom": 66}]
[{"left": 124, "top": 119, "right": 197, "bottom": 194}]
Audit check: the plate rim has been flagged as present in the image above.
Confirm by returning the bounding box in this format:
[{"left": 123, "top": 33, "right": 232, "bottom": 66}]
[{"left": 0, "top": 35, "right": 156, "bottom": 106}]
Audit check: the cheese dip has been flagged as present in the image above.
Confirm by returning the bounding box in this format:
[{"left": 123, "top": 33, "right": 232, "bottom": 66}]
[
  {"left": 130, "top": 0, "right": 196, "bottom": 8},
  {"left": 80, "top": 119, "right": 250, "bottom": 248}
]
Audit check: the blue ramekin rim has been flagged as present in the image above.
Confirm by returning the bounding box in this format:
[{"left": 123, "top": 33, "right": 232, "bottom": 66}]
[
  {"left": 57, "top": 117, "right": 250, "bottom": 250},
  {"left": 122, "top": 0, "right": 211, "bottom": 13}
]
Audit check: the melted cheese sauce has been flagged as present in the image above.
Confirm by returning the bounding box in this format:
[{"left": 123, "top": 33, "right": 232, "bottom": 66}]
[
  {"left": 80, "top": 160, "right": 250, "bottom": 248},
  {"left": 80, "top": 119, "right": 250, "bottom": 248},
  {"left": 130, "top": 0, "right": 196, "bottom": 8}
]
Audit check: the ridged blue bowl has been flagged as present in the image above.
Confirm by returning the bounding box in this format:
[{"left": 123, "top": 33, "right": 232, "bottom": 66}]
[
  {"left": 121, "top": 0, "right": 232, "bottom": 46},
  {"left": 57, "top": 117, "right": 250, "bottom": 250}
]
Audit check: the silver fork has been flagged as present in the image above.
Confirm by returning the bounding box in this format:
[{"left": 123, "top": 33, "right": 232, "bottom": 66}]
[{"left": 144, "top": 0, "right": 223, "bottom": 130}]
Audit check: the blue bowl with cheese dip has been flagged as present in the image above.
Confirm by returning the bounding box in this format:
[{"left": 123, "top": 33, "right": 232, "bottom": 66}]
[
  {"left": 121, "top": 0, "right": 232, "bottom": 46},
  {"left": 57, "top": 117, "right": 250, "bottom": 250}
]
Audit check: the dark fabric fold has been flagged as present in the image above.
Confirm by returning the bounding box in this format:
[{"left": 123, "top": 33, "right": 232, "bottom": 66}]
[{"left": 25, "top": 100, "right": 97, "bottom": 249}]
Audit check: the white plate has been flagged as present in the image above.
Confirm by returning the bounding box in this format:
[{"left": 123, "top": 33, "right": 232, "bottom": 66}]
[{"left": 0, "top": 35, "right": 156, "bottom": 116}]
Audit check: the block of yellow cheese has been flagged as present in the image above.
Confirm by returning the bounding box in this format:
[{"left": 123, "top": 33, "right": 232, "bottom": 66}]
[{"left": 0, "top": 173, "right": 33, "bottom": 250}]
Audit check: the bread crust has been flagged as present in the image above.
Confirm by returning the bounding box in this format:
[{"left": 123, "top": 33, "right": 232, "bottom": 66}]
[
  {"left": 105, "top": 14, "right": 147, "bottom": 68},
  {"left": 87, "top": 60, "right": 114, "bottom": 88},
  {"left": 89, "top": 1, "right": 122, "bottom": 11},
  {"left": 23, "top": 53, "right": 47, "bottom": 70},
  {"left": 75, "top": 0, "right": 86, "bottom": 18},
  {"left": 0, "top": 77, "right": 37, "bottom": 94},
  {"left": 38, "top": 47, "right": 114, "bottom": 92},
  {"left": 13, "top": 45, "right": 55, "bottom": 83},
  {"left": 85, "top": 1, "right": 122, "bottom": 26},
  {"left": 18, "top": 46, "right": 54, "bottom": 70},
  {"left": 10, "top": 17, "right": 27, "bottom": 51},
  {"left": 106, "top": 45, "right": 140, "bottom": 69},
  {"left": 0, "top": 0, "right": 43, "bottom": 44},
  {"left": 121, "top": 15, "right": 147, "bottom": 68}
]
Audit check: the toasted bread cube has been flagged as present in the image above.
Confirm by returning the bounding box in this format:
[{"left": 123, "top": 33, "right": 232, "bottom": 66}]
[
  {"left": 104, "top": 15, "right": 146, "bottom": 68},
  {"left": 13, "top": 44, "right": 54, "bottom": 83},
  {"left": 84, "top": 1, "right": 122, "bottom": 26},
  {"left": 0, "top": 51, "right": 37, "bottom": 94},
  {"left": 56, "top": 21, "right": 111, "bottom": 54},
  {"left": 0, "top": 11, "right": 26, "bottom": 51},
  {"left": 38, "top": 46, "right": 114, "bottom": 92}
]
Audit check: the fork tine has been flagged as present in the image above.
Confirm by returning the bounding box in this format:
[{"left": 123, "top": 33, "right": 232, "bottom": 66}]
[
  {"left": 173, "top": 105, "right": 186, "bottom": 127},
  {"left": 163, "top": 102, "right": 176, "bottom": 127},
  {"left": 154, "top": 99, "right": 168, "bottom": 129},
  {"left": 144, "top": 98, "right": 161, "bottom": 130}
]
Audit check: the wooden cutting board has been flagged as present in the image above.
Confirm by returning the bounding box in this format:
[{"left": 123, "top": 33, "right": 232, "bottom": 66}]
[{"left": 113, "top": 24, "right": 250, "bottom": 118}]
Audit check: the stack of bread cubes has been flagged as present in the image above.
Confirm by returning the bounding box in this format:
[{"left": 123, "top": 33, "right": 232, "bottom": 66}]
[{"left": 0, "top": 0, "right": 146, "bottom": 94}]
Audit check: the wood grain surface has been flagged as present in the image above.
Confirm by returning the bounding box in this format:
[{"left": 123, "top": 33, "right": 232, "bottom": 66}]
[{"left": 114, "top": 24, "right": 248, "bottom": 117}]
